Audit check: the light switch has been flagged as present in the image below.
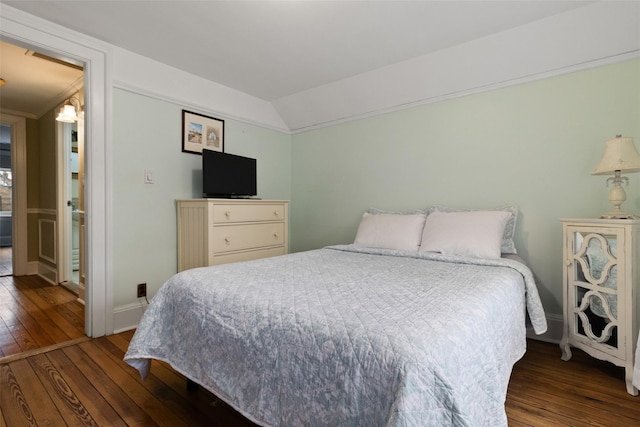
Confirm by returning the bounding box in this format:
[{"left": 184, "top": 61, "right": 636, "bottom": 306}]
[{"left": 144, "top": 169, "right": 154, "bottom": 184}]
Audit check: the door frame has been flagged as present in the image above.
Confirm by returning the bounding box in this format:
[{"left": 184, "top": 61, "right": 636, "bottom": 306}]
[
  {"left": 1, "top": 6, "right": 112, "bottom": 337},
  {"left": 0, "top": 114, "right": 27, "bottom": 276}
]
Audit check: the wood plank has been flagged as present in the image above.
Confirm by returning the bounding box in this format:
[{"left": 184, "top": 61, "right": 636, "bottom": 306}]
[
  {"left": 106, "top": 333, "right": 225, "bottom": 417},
  {"left": 5, "top": 320, "right": 40, "bottom": 353},
  {"left": 45, "top": 348, "right": 127, "bottom": 426},
  {"left": 0, "top": 279, "right": 49, "bottom": 321},
  {"left": 0, "top": 336, "right": 90, "bottom": 365},
  {"left": 507, "top": 383, "right": 638, "bottom": 426},
  {"left": 61, "top": 344, "right": 157, "bottom": 426},
  {"left": 26, "top": 287, "right": 84, "bottom": 339},
  {"left": 0, "top": 290, "right": 37, "bottom": 326},
  {"left": 0, "top": 318, "right": 20, "bottom": 358},
  {"left": 7, "top": 312, "right": 56, "bottom": 349},
  {"left": 519, "top": 342, "right": 636, "bottom": 404},
  {"left": 79, "top": 340, "right": 194, "bottom": 426},
  {"left": 506, "top": 394, "right": 582, "bottom": 427},
  {"left": 0, "top": 363, "right": 38, "bottom": 427},
  {"left": 3, "top": 326, "right": 640, "bottom": 426},
  {"left": 0, "top": 303, "right": 19, "bottom": 329},
  {"left": 1, "top": 358, "right": 64, "bottom": 426},
  {"left": 0, "top": 275, "right": 84, "bottom": 359},
  {"left": 27, "top": 353, "right": 99, "bottom": 426},
  {"left": 91, "top": 336, "right": 221, "bottom": 426},
  {"left": 506, "top": 339, "right": 640, "bottom": 426},
  {"left": 0, "top": 402, "right": 7, "bottom": 427},
  {"left": 511, "top": 363, "right": 640, "bottom": 418}
]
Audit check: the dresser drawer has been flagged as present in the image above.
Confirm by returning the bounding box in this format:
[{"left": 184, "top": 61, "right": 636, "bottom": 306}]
[
  {"left": 213, "top": 223, "right": 285, "bottom": 253},
  {"left": 177, "top": 199, "right": 289, "bottom": 272},
  {"left": 212, "top": 247, "right": 286, "bottom": 266},
  {"left": 212, "top": 203, "right": 285, "bottom": 223}
]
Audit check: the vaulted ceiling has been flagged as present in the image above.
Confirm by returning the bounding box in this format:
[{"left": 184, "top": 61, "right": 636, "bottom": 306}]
[{"left": 2, "top": 1, "right": 634, "bottom": 132}]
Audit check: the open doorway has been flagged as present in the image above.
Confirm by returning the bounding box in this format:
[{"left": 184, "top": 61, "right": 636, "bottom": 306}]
[
  {"left": 0, "top": 38, "right": 89, "bottom": 357},
  {"left": 57, "top": 109, "right": 85, "bottom": 301},
  {"left": 0, "top": 124, "right": 12, "bottom": 277},
  {"left": 0, "top": 113, "right": 26, "bottom": 280},
  {"left": 2, "top": 8, "right": 111, "bottom": 339},
  {"left": 0, "top": 39, "right": 84, "bottom": 288},
  {"left": 0, "top": 39, "right": 85, "bottom": 290}
]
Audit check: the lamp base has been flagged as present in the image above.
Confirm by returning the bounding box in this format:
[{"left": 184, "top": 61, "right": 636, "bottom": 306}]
[
  {"left": 600, "top": 211, "right": 638, "bottom": 219},
  {"left": 601, "top": 172, "right": 637, "bottom": 219}
]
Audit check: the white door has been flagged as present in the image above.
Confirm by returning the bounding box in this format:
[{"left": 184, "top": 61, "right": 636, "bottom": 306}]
[{"left": 57, "top": 120, "right": 73, "bottom": 285}]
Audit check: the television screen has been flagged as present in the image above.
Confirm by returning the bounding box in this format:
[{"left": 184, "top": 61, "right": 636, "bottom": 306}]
[{"left": 202, "top": 149, "right": 257, "bottom": 198}]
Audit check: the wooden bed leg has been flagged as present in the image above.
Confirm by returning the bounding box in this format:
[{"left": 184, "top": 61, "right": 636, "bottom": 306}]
[{"left": 186, "top": 378, "right": 199, "bottom": 392}]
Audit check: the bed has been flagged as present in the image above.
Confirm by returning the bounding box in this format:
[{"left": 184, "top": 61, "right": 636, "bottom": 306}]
[{"left": 125, "top": 207, "right": 547, "bottom": 426}]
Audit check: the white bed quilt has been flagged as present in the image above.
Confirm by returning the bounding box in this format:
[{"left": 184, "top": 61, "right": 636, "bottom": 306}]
[{"left": 124, "top": 245, "right": 547, "bottom": 426}]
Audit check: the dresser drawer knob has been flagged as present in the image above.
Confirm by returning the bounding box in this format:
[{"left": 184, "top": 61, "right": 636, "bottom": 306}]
[
  {"left": 224, "top": 237, "right": 231, "bottom": 244},
  {"left": 225, "top": 211, "right": 231, "bottom": 218},
  {"left": 273, "top": 233, "right": 279, "bottom": 238},
  {"left": 274, "top": 211, "right": 279, "bottom": 217}
]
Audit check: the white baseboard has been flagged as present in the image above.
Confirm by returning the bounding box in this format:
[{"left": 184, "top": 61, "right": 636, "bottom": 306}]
[
  {"left": 27, "top": 261, "right": 39, "bottom": 275},
  {"left": 527, "top": 313, "right": 563, "bottom": 344},
  {"left": 113, "top": 300, "right": 149, "bottom": 334},
  {"left": 37, "top": 262, "right": 57, "bottom": 285}
]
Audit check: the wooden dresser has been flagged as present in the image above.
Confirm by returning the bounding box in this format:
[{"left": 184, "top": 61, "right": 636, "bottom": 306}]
[
  {"left": 176, "top": 199, "right": 288, "bottom": 272},
  {"left": 560, "top": 218, "right": 640, "bottom": 395}
]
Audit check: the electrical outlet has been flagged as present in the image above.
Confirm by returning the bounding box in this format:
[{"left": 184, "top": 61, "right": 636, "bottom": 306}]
[{"left": 137, "top": 283, "right": 147, "bottom": 298}]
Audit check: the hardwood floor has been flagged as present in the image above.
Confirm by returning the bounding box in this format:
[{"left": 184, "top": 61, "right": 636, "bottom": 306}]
[
  {"left": 0, "top": 246, "right": 12, "bottom": 277},
  {"left": 0, "top": 275, "right": 84, "bottom": 358},
  {"left": 1, "top": 275, "right": 639, "bottom": 425},
  {"left": 507, "top": 340, "right": 640, "bottom": 426},
  {"left": 0, "top": 331, "right": 254, "bottom": 427},
  {"left": 2, "top": 329, "right": 640, "bottom": 426}
]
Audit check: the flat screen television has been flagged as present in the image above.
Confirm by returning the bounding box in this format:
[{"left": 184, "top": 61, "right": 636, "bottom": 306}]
[{"left": 202, "top": 149, "right": 257, "bottom": 198}]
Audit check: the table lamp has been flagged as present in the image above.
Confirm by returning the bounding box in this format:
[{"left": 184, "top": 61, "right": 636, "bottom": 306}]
[{"left": 592, "top": 135, "right": 640, "bottom": 219}]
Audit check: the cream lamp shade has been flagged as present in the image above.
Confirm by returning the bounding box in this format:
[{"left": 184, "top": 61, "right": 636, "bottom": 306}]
[
  {"left": 592, "top": 135, "right": 640, "bottom": 219},
  {"left": 56, "top": 104, "right": 78, "bottom": 123},
  {"left": 55, "top": 96, "right": 82, "bottom": 123}
]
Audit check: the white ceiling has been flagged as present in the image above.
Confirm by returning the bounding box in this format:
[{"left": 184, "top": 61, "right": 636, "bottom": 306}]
[
  {"left": 0, "top": 40, "right": 83, "bottom": 118},
  {"left": 0, "top": 0, "right": 594, "bottom": 122}
]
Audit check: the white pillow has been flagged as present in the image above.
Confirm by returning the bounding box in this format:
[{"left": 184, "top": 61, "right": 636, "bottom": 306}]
[
  {"left": 419, "top": 210, "right": 510, "bottom": 259},
  {"left": 354, "top": 213, "right": 426, "bottom": 251},
  {"left": 427, "top": 205, "right": 518, "bottom": 254}
]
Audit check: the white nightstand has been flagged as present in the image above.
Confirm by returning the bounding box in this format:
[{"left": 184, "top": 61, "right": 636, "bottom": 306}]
[{"left": 560, "top": 218, "right": 640, "bottom": 395}]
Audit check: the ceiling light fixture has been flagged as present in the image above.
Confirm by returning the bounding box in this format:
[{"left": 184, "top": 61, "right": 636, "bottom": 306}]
[{"left": 55, "top": 96, "right": 82, "bottom": 123}]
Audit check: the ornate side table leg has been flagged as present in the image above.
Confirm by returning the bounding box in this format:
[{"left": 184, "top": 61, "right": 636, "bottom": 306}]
[{"left": 560, "top": 335, "right": 572, "bottom": 361}]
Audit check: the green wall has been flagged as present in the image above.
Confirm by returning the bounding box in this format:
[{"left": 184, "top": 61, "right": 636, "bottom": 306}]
[
  {"left": 290, "top": 58, "right": 640, "bottom": 316},
  {"left": 111, "top": 59, "right": 639, "bottom": 320},
  {"left": 112, "top": 89, "right": 291, "bottom": 307}
]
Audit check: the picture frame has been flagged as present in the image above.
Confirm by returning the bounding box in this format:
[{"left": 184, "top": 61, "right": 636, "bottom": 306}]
[{"left": 182, "top": 110, "right": 224, "bottom": 154}]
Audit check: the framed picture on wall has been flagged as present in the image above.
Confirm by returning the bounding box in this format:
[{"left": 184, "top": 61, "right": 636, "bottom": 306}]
[{"left": 182, "top": 110, "right": 225, "bottom": 154}]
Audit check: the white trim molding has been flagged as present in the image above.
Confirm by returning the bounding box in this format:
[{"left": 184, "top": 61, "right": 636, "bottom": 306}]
[
  {"left": 276, "top": 1, "right": 640, "bottom": 132},
  {"left": 29, "top": 208, "right": 56, "bottom": 216},
  {"left": 113, "top": 301, "right": 148, "bottom": 334},
  {"left": 37, "top": 261, "right": 57, "bottom": 286},
  {"left": 528, "top": 313, "right": 563, "bottom": 344},
  {"left": 1, "top": 4, "right": 113, "bottom": 338},
  {"left": 38, "top": 218, "right": 56, "bottom": 264}
]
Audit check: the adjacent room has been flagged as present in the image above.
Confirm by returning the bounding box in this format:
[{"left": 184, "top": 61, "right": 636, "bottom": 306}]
[{"left": 1, "top": 1, "right": 639, "bottom": 426}]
